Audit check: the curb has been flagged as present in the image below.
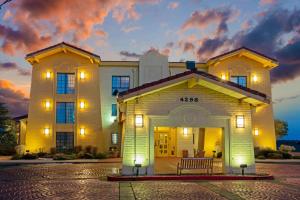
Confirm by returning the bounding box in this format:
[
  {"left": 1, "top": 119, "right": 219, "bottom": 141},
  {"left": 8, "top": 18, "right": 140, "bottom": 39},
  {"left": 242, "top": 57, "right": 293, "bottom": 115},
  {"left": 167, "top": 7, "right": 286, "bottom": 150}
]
[{"left": 107, "top": 174, "right": 274, "bottom": 182}]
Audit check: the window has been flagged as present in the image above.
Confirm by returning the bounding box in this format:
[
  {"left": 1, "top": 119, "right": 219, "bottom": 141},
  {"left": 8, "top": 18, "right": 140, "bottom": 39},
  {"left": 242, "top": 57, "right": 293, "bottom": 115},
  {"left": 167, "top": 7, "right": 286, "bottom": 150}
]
[
  {"left": 56, "top": 102, "right": 75, "bottom": 124},
  {"left": 111, "top": 133, "right": 118, "bottom": 145},
  {"left": 112, "top": 76, "right": 130, "bottom": 95},
  {"left": 56, "top": 132, "right": 74, "bottom": 152},
  {"left": 112, "top": 104, "right": 117, "bottom": 116},
  {"left": 230, "top": 76, "right": 247, "bottom": 87},
  {"left": 57, "top": 73, "right": 75, "bottom": 94}
]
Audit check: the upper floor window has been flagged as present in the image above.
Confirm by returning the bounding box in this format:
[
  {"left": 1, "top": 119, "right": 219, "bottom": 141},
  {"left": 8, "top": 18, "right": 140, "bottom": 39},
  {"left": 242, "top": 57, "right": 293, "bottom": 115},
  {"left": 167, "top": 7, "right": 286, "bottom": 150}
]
[
  {"left": 56, "top": 102, "right": 75, "bottom": 124},
  {"left": 112, "top": 76, "right": 130, "bottom": 96},
  {"left": 112, "top": 104, "right": 117, "bottom": 116},
  {"left": 230, "top": 76, "right": 247, "bottom": 87},
  {"left": 57, "top": 73, "right": 75, "bottom": 94}
]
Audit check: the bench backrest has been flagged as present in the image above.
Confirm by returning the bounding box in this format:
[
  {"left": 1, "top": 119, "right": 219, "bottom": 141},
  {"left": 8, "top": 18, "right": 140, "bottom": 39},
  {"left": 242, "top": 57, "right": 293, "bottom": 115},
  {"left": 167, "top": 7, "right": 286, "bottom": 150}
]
[{"left": 180, "top": 158, "right": 213, "bottom": 169}]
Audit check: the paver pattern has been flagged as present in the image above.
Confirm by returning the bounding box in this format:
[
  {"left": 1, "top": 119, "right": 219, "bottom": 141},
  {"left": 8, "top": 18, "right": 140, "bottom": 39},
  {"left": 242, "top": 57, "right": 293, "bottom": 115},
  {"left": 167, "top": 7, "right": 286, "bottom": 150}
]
[{"left": 0, "top": 162, "right": 299, "bottom": 199}]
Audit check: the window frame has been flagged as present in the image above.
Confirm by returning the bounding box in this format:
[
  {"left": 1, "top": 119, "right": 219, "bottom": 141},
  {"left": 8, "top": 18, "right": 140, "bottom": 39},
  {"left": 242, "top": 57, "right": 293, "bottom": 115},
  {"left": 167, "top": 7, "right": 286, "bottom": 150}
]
[
  {"left": 56, "top": 73, "right": 75, "bottom": 94},
  {"left": 56, "top": 132, "right": 74, "bottom": 152},
  {"left": 230, "top": 76, "right": 247, "bottom": 87},
  {"left": 56, "top": 102, "right": 75, "bottom": 124},
  {"left": 112, "top": 76, "right": 130, "bottom": 96}
]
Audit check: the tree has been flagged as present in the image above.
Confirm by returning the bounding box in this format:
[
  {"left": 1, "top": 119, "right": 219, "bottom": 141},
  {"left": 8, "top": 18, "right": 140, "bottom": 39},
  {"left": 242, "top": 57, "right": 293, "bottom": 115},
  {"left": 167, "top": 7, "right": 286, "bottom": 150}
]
[
  {"left": 0, "top": 103, "right": 16, "bottom": 155},
  {"left": 274, "top": 119, "right": 288, "bottom": 138}
]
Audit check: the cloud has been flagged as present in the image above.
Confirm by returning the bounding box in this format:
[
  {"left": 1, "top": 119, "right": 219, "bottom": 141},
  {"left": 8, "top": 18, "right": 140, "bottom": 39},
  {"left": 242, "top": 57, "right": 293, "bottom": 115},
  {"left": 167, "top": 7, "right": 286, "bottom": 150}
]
[
  {"left": 0, "top": 80, "right": 29, "bottom": 117},
  {"left": 260, "top": 0, "right": 277, "bottom": 6},
  {"left": 168, "top": 2, "right": 179, "bottom": 9},
  {"left": 0, "top": 62, "right": 31, "bottom": 76},
  {"left": 120, "top": 51, "right": 141, "bottom": 58},
  {"left": 274, "top": 94, "right": 300, "bottom": 104},
  {"left": 181, "top": 7, "right": 238, "bottom": 37},
  {"left": 121, "top": 26, "right": 141, "bottom": 33},
  {"left": 0, "top": 0, "right": 160, "bottom": 55}
]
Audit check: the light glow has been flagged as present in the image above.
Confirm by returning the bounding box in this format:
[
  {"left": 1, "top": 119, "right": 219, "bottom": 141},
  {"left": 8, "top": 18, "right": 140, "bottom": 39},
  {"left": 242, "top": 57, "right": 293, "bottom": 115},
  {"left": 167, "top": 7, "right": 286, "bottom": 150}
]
[
  {"left": 46, "top": 71, "right": 51, "bottom": 79},
  {"left": 79, "top": 101, "right": 85, "bottom": 109},
  {"left": 80, "top": 71, "right": 85, "bottom": 80},
  {"left": 45, "top": 101, "right": 51, "bottom": 109},
  {"left": 183, "top": 128, "right": 188, "bottom": 136},
  {"left": 80, "top": 128, "right": 85, "bottom": 136},
  {"left": 253, "top": 75, "right": 258, "bottom": 82},
  {"left": 135, "top": 114, "right": 143, "bottom": 127},
  {"left": 236, "top": 115, "right": 245, "bottom": 128},
  {"left": 135, "top": 156, "right": 144, "bottom": 165},
  {"left": 44, "top": 128, "right": 50, "bottom": 135},
  {"left": 221, "top": 74, "right": 226, "bottom": 80},
  {"left": 254, "top": 128, "right": 259, "bottom": 136}
]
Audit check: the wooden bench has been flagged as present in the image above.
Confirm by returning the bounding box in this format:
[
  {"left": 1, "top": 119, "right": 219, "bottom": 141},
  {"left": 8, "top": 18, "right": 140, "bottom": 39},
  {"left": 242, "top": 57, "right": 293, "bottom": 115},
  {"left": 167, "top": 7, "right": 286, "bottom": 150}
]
[{"left": 177, "top": 158, "right": 213, "bottom": 175}]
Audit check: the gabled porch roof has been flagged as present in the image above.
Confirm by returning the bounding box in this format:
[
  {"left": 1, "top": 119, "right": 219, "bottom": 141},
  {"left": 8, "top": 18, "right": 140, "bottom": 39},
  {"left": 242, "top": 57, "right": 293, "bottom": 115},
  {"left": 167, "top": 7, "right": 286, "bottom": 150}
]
[{"left": 118, "top": 70, "right": 270, "bottom": 106}]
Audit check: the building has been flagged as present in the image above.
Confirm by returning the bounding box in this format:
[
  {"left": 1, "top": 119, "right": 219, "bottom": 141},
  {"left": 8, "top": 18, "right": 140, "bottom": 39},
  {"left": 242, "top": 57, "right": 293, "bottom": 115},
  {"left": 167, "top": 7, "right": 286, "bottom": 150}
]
[{"left": 20, "top": 42, "right": 278, "bottom": 175}]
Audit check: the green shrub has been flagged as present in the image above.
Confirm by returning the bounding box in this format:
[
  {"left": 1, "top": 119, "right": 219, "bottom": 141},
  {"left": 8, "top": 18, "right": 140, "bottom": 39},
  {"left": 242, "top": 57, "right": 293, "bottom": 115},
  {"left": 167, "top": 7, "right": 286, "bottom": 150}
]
[
  {"left": 74, "top": 146, "right": 82, "bottom": 154},
  {"left": 76, "top": 151, "right": 94, "bottom": 159},
  {"left": 217, "top": 152, "right": 222, "bottom": 158},
  {"left": 85, "top": 145, "right": 92, "bottom": 154},
  {"left": 92, "top": 147, "right": 98, "bottom": 155},
  {"left": 53, "top": 153, "right": 76, "bottom": 160},
  {"left": 255, "top": 148, "right": 276, "bottom": 158},
  {"left": 280, "top": 151, "right": 292, "bottom": 159},
  {"left": 37, "top": 152, "right": 47, "bottom": 158},
  {"left": 267, "top": 153, "right": 283, "bottom": 159},
  {"left": 256, "top": 155, "right": 266, "bottom": 159},
  {"left": 22, "top": 153, "right": 38, "bottom": 160},
  {"left": 50, "top": 147, "right": 56, "bottom": 155},
  {"left": 293, "top": 155, "right": 300, "bottom": 159},
  {"left": 95, "top": 152, "right": 107, "bottom": 159},
  {"left": 11, "top": 154, "right": 22, "bottom": 160},
  {"left": 279, "top": 144, "right": 296, "bottom": 152}
]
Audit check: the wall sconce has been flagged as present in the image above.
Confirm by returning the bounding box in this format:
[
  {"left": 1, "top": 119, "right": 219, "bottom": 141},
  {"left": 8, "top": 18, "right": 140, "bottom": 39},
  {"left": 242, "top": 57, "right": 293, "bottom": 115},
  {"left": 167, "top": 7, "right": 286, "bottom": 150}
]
[
  {"left": 46, "top": 71, "right": 51, "bottom": 79},
  {"left": 135, "top": 114, "right": 143, "bottom": 127},
  {"left": 221, "top": 74, "right": 226, "bottom": 80},
  {"left": 236, "top": 115, "right": 245, "bottom": 128},
  {"left": 183, "top": 128, "right": 188, "bottom": 136},
  {"left": 253, "top": 75, "right": 258, "bottom": 82},
  {"left": 80, "top": 71, "right": 85, "bottom": 80},
  {"left": 45, "top": 100, "right": 51, "bottom": 109},
  {"left": 79, "top": 101, "right": 85, "bottom": 109},
  {"left": 80, "top": 128, "right": 85, "bottom": 136},
  {"left": 44, "top": 128, "right": 50, "bottom": 135},
  {"left": 254, "top": 128, "right": 259, "bottom": 136}
]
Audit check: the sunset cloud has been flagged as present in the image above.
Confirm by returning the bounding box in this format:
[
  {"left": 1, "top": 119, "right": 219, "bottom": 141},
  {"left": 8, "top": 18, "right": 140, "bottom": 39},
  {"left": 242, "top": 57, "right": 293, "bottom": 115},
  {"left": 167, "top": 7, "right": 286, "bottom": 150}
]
[
  {"left": 168, "top": 2, "right": 179, "bottom": 9},
  {"left": 120, "top": 51, "right": 141, "bottom": 59},
  {"left": 0, "top": 80, "right": 28, "bottom": 117},
  {"left": 121, "top": 26, "right": 141, "bottom": 33},
  {"left": 260, "top": 0, "right": 277, "bottom": 6},
  {"left": 0, "top": 62, "right": 31, "bottom": 76}
]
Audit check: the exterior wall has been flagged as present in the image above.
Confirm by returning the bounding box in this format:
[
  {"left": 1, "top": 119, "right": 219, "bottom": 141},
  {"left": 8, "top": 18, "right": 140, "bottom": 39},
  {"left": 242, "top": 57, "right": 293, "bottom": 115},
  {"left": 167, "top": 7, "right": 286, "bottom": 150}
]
[
  {"left": 208, "top": 55, "right": 276, "bottom": 150},
  {"left": 122, "top": 83, "right": 255, "bottom": 175},
  {"left": 99, "top": 66, "right": 138, "bottom": 151},
  {"left": 26, "top": 52, "right": 102, "bottom": 153}
]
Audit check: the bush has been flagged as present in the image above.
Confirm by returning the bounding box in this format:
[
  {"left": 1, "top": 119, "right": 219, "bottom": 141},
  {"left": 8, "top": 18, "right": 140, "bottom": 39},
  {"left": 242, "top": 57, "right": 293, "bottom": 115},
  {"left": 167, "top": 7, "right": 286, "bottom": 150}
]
[
  {"left": 257, "top": 155, "right": 266, "bottom": 159},
  {"left": 22, "top": 153, "right": 38, "bottom": 160},
  {"left": 76, "top": 151, "right": 94, "bottom": 159},
  {"left": 280, "top": 151, "right": 292, "bottom": 159},
  {"left": 50, "top": 147, "right": 56, "bottom": 155},
  {"left": 217, "top": 152, "right": 222, "bottom": 158},
  {"left": 279, "top": 144, "right": 296, "bottom": 152},
  {"left": 92, "top": 147, "right": 98, "bottom": 155},
  {"left": 53, "top": 153, "right": 76, "bottom": 160},
  {"left": 255, "top": 148, "right": 276, "bottom": 158},
  {"left": 37, "top": 152, "right": 47, "bottom": 158},
  {"left": 293, "top": 155, "right": 300, "bottom": 159},
  {"left": 95, "top": 152, "right": 107, "bottom": 159},
  {"left": 267, "top": 152, "right": 283, "bottom": 159},
  {"left": 11, "top": 154, "right": 22, "bottom": 160},
  {"left": 85, "top": 145, "right": 92, "bottom": 154},
  {"left": 74, "top": 146, "right": 82, "bottom": 154}
]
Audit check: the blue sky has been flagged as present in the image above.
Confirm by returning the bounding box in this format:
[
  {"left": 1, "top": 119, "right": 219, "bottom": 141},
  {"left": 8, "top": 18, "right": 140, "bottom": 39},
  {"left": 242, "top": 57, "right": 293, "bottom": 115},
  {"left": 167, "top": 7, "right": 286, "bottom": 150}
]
[{"left": 0, "top": 0, "right": 299, "bottom": 139}]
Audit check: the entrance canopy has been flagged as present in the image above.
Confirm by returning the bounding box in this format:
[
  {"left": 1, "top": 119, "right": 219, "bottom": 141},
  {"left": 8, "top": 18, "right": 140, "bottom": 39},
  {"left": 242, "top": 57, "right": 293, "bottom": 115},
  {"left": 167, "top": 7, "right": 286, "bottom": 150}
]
[{"left": 118, "top": 70, "right": 269, "bottom": 106}]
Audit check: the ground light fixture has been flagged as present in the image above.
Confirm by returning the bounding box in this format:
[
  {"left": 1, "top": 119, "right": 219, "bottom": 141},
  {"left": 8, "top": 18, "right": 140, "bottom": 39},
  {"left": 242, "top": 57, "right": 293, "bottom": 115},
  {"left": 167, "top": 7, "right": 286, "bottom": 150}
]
[
  {"left": 240, "top": 164, "right": 247, "bottom": 175},
  {"left": 135, "top": 114, "right": 143, "bottom": 127}
]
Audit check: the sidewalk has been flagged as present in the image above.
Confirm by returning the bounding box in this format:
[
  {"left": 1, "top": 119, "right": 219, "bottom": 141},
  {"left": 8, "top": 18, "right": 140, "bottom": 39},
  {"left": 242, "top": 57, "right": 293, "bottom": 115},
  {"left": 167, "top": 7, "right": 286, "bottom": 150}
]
[
  {"left": 256, "top": 159, "right": 300, "bottom": 164},
  {"left": 0, "top": 157, "right": 122, "bottom": 166}
]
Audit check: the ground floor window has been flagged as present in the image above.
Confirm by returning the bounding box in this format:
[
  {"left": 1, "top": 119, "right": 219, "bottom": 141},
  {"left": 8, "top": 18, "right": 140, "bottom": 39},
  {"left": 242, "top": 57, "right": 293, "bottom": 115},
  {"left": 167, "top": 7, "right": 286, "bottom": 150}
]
[
  {"left": 111, "top": 133, "right": 118, "bottom": 145},
  {"left": 56, "top": 132, "right": 74, "bottom": 152}
]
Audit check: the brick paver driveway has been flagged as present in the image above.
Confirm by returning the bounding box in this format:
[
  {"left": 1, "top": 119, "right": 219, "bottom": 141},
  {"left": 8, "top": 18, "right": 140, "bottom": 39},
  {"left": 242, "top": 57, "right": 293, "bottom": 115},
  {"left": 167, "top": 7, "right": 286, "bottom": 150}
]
[{"left": 0, "top": 162, "right": 299, "bottom": 200}]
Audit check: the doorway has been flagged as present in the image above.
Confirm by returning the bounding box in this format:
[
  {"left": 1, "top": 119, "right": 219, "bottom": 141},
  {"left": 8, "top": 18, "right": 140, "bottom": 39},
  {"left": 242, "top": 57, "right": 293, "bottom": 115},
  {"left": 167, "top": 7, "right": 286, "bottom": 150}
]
[{"left": 154, "top": 127, "right": 176, "bottom": 157}]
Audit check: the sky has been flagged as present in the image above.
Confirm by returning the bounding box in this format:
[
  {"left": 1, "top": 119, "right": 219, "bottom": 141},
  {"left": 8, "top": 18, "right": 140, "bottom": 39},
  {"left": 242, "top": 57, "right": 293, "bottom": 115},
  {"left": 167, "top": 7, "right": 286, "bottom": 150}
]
[{"left": 0, "top": 0, "right": 299, "bottom": 140}]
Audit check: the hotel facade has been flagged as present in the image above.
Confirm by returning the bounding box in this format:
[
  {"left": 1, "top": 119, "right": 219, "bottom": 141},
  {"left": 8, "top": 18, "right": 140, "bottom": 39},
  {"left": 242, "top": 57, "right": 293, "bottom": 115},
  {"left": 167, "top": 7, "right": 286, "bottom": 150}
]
[{"left": 20, "top": 42, "right": 278, "bottom": 175}]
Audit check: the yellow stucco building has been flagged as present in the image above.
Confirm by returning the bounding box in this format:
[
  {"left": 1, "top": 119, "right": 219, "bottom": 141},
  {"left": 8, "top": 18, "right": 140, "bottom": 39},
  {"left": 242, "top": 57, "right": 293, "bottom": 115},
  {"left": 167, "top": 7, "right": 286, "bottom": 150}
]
[{"left": 20, "top": 42, "right": 278, "bottom": 175}]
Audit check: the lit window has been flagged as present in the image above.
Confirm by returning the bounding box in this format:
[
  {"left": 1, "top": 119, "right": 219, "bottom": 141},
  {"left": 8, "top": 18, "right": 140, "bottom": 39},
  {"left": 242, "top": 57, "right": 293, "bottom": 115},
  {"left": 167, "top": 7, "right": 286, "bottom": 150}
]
[
  {"left": 56, "top": 102, "right": 75, "bottom": 124},
  {"left": 135, "top": 114, "right": 143, "bottom": 127},
  {"left": 57, "top": 73, "right": 75, "bottom": 94},
  {"left": 112, "top": 104, "right": 117, "bottom": 116},
  {"left": 112, "top": 76, "right": 130, "bottom": 96},
  {"left": 112, "top": 133, "right": 118, "bottom": 145},
  {"left": 236, "top": 115, "right": 245, "bottom": 128},
  {"left": 231, "top": 76, "right": 247, "bottom": 87}
]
